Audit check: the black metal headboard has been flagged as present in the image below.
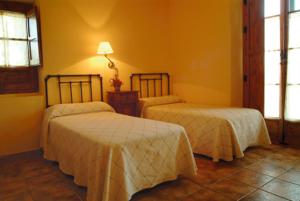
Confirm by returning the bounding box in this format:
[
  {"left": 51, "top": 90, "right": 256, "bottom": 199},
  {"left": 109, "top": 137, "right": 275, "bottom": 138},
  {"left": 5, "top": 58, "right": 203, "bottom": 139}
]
[
  {"left": 130, "top": 73, "right": 170, "bottom": 98},
  {"left": 45, "top": 74, "right": 103, "bottom": 108}
]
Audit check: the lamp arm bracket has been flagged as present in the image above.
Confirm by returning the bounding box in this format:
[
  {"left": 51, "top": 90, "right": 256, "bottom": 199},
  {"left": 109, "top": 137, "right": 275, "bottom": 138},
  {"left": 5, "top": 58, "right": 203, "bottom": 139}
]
[
  {"left": 105, "top": 54, "right": 119, "bottom": 78},
  {"left": 105, "top": 54, "right": 115, "bottom": 68}
]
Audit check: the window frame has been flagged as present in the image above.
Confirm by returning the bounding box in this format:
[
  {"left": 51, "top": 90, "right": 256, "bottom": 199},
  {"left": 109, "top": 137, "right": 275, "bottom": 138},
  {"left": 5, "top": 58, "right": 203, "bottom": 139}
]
[{"left": 0, "top": 1, "right": 42, "bottom": 94}]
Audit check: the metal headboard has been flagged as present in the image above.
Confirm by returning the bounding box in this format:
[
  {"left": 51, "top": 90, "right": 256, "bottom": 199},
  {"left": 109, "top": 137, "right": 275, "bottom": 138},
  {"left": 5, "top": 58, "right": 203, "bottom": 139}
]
[
  {"left": 45, "top": 74, "right": 104, "bottom": 108},
  {"left": 130, "top": 73, "right": 170, "bottom": 98}
]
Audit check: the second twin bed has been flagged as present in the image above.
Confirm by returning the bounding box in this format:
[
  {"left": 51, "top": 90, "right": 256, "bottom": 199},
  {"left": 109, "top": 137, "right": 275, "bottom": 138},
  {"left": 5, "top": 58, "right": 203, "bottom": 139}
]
[{"left": 131, "top": 73, "right": 271, "bottom": 162}]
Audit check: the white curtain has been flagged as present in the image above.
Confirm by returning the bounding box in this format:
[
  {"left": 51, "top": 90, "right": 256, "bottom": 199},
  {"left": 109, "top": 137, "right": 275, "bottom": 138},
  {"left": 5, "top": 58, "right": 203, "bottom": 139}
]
[{"left": 0, "top": 11, "right": 28, "bottom": 67}]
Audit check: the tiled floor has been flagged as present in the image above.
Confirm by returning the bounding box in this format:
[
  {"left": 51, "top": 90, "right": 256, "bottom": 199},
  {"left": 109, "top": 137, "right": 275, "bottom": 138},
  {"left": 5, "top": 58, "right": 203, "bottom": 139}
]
[{"left": 1, "top": 145, "right": 300, "bottom": 201}]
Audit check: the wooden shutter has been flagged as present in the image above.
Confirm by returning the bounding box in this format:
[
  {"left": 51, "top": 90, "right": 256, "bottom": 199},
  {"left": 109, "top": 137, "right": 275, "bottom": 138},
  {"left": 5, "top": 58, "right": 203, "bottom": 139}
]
[
  {"left": 243, "top": 0, "right": 265, "bottom": 114},
  {"left": 0, "top": 2, "right": 41, "bottom": 94},
  {"left": 27, "top": 6, "right": 43, "bottom": 67}
]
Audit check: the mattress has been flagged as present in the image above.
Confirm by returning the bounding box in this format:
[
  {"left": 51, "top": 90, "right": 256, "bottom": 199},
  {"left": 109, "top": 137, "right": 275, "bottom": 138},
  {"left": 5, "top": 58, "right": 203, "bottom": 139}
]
[
  {"left": 141, "top": 101, "right": 271, "bottom": 162},
  {"left": 41, "top": 102, "right": 196, "bottom": 201}
]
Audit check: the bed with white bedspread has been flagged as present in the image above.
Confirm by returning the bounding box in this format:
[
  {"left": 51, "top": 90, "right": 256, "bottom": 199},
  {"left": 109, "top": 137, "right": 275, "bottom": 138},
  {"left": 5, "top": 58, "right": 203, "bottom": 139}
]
[
  {"left": 139, "top": 96, "right": 271, "bottom": 162},
  {"left": 41, "top": 102, "right": 197, "bottom": 201}
]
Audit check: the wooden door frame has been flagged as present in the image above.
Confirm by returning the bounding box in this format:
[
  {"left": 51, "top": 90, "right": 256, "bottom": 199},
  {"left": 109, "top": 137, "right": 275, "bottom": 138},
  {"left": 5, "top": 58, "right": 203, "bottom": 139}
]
[
  {"left": 243, "top": 0, "right": 250, "bottom": 108},
  {"left": 243, "top": 0, "right": 300, "bottom": 147},
  {"left": 242, "top": 0, "right": 265, "bottom": 114},
  {"left": 280, "top": 0, "right": 289, "bottom": 144}
]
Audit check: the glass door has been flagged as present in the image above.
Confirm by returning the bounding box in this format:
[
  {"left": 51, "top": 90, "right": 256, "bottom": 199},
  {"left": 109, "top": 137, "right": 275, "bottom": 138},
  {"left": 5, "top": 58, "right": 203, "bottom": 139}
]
[
  {"left": 264, "top": 0, "right": 281, "bottom": 119},
  {"left": 286, "top": 0, "right": 300, "bottom": 121},
  {"left": 264, "top": 0, "right": 300, "bottom": 145}
]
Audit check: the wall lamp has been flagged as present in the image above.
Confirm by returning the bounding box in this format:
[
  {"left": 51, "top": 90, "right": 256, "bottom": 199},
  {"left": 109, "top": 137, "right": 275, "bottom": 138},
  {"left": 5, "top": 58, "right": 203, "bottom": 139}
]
[{"left": 97, "top": 41, "right": 119, "bottom": 79}]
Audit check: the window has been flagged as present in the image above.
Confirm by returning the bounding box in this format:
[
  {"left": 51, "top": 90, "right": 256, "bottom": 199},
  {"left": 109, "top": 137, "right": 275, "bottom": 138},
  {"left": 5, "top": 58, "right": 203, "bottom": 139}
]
[
  {"left": 0, "top": 1, "right": 42, "bottom": 94},
  {"left": 264, "top": 0, "right": 281, "bottom": 118},
  {"left": 286, "top": 0, "right": 300, "bottom": 121},
  {"left": 263, "top": 0, "right": 300, "bottom": 121}
]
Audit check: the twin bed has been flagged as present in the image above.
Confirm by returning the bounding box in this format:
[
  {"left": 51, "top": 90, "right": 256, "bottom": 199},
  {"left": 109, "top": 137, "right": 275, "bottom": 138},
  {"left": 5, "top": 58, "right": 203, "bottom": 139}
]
[
  {"left": 130, "top": 73, "right": 271, "bottom": 162},
  {"left": 42, "top": 75, "right": 196, "bottom": 201},
  {"left": 42, "top": 73, "right": 270, "bottom": 201}
]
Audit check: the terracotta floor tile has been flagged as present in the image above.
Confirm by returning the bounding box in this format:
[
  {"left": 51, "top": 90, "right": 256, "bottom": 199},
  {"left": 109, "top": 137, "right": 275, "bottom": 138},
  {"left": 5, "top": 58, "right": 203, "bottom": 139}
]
[
  {"left": 196, "top": 158, "right": 242, "bottom": 174},
  {"left": 206, "top": 178, "right": 256, "bottom": 200},
  {"left": 190, "top": 171, "right": 221, "bottom": 185},
  {"left": 246, "top": 160, "right": 288, "bottom": 177},
  {"left": 240, "top": 189, "right": 289, "bottom": 201},
  {"left": 148, "top": 179, "right": 203, "bottom": 200},
  {"left": 214, "top": 162, "right": 243, "bottom": 175},
  {"left": 265, "top": 153, "right": 299, "bottom": 169},
  {"left": 180, "top": 188, "right": 234, "bottom": 201},
  {"left": 243, "top": 151, "right": 265, "bottom": 160},
  {"left": 0, "top": 179, "right": 28, "bottom": 199},
  {"left": 132, "top": 179, "right": 202, "bottom": 201},
  {"left": 0, "top": 151, "right": 45, "bottom": 171},
  {"left": 227, "top": 150, "right": 271, "bottom": 169},
  {"left": 29, "top": 188, "right": 81, "bottom": 201},
  {"left": 1, "top": 192, "right": 34, "bottom": 201},
  {"left": 246, "top": 146, "right": 278, "bottom": 158},
  {"left": 52, "top": 194, "right": 82, "bottom": 201},
  {"left": 229, "top": 169, "right": 274, "bottom": 187},
  {"left": 23, "top": 166, "right": 59, "bottom": 179},
  {"left": 192, "top": 159, "right": 242, "bottom": 185},
  {"left": 278, "top": 170, "right": 300, "bottom": 185},
  {"left": 27, "top": 169, "right": 70, "bottom": 185},
  {"left": 131, "top": 190, "right": 172, "bottom": 201},
  {"left": 262, "top": 179, "right": 300, "bottom": 201},
  {"left": 267, "top": 144, "right": 287, "bottom": 152},
  {"left": 70, "top": 185, "right": 87, "bottom": 201},
  {"left": 28, "top": 175, "right": 80, "bottom": 201},
  {"left": 279, "top": 147, "right": 300, "bottom": 158},
  {"left": 229, "top": 155, "right": 260, "bottom": 167},
  {"left": 0, "top": 158, "right": 55, "bottom": 185},
  {"left": 0, "top": 150, "right": 41, "bottom": 163},
  {"left": 268, "top": 151, "right": 300, "bottom": 161},
  {"left": 0, "top": 163, "right": 24, "bottom": 182}
]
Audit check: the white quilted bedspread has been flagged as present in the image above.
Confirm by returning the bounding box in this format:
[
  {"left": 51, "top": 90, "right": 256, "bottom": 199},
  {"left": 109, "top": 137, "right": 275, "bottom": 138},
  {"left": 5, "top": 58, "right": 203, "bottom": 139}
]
[
  {"left": 142, "top": 103, "right": 271, "bottom": 162},
  {"left": 41, "top": 103, "right": 196, "bottom": 201}
]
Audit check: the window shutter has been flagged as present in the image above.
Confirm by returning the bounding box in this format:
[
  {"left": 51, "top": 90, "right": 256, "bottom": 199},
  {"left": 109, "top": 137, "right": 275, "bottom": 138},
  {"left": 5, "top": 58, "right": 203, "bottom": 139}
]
[
  {"left": 243, "top": 0, "right": 265, "bottom": 114},
  {"left": 27, "top": 6, "right": 42, "bottom": 67}
]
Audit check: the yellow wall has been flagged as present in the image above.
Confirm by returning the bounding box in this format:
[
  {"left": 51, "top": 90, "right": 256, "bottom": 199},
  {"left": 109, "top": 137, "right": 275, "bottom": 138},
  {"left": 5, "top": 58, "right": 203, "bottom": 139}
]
[
  {"left": 0, "top": 0, "right": 243, "bottom": 156},
  {"left": 0, "top": 95, "right": 44, "bottom": 156},
  {"left": 169, "top": 0, "right": 243, "bottom": 107},
  {"left": 0, "top": 0, "right": 170, "bottom": 156}
]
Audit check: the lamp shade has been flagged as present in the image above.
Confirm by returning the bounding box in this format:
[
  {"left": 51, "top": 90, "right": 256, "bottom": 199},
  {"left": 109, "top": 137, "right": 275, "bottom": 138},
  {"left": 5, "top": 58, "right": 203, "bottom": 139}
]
[{"left": 97, "top": 41, "right": 114, "bottom": 55}]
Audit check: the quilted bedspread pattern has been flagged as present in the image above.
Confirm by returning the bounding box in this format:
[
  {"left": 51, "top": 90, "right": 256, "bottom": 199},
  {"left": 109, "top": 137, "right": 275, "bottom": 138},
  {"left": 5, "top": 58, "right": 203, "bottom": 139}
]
[
  {"left": 142, "top": 103, "right": 271, "bottom": 162},
  {"left": 41, "top": 102, "right": 197, "bottom": 201}
]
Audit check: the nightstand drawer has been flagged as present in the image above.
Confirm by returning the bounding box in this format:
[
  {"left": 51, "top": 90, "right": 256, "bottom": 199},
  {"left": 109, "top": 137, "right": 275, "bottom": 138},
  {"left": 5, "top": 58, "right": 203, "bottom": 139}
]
[
  {"left": 110, "top": 92, "right": 138, "bottom": 103},
  {"left": 107, "top": 91, "right": 138, "bottom": 116}
]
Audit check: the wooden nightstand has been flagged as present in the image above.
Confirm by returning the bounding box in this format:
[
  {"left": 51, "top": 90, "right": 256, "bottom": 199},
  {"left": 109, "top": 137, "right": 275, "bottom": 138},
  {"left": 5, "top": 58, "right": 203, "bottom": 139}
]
[{"left": 107, "top": 91, "right": 138, "bottom": 116}]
